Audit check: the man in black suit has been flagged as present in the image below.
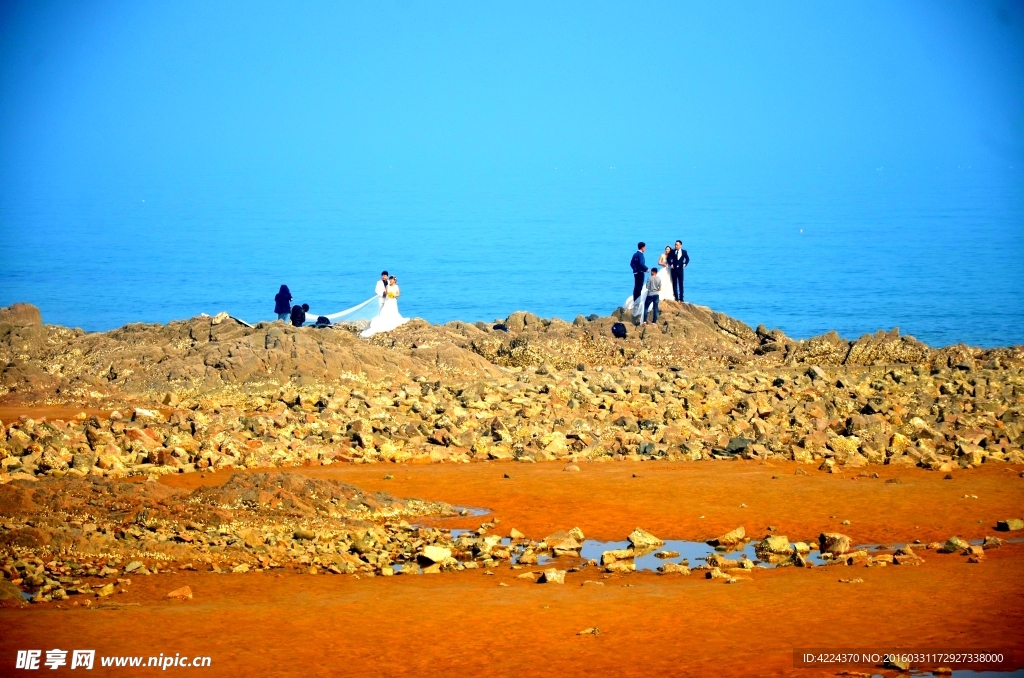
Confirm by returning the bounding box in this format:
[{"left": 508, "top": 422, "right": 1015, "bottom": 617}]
[
  {"left": 630, "top": 242, "right": 647, "bottom": 307},
  {"left": 669, "top": 240, "right": 689, "bottom": 302}
]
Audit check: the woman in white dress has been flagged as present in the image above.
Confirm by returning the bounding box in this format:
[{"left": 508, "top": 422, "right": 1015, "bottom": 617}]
[
  {"left": 361, "top": 275, "right": 409, "bottom": 337},
  {"left": 657, "top": 246, "right": 676, "bottom": 302}
]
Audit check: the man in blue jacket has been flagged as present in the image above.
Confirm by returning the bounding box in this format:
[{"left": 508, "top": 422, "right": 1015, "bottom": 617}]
[{"left": 630, "top": 242, "right": 647, "bottom": 305}]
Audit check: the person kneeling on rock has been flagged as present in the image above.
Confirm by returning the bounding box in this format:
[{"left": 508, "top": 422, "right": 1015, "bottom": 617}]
[{"left": 290, "top": 303, "right": 309, "bottom": 327}]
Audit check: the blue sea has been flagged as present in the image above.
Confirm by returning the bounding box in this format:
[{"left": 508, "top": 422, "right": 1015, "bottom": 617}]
[{"left": 1, "top": 166, "right": 1022, "bottom": 348}]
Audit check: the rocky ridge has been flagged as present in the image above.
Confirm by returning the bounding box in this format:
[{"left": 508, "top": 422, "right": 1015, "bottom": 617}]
[{"left": 1, "top": 303, "right": 1023, "bottom": 482}]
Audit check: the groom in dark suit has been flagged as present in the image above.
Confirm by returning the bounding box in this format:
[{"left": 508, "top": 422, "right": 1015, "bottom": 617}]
[{"left": 669, "top": 240, "right": 690, "bottom": 301}]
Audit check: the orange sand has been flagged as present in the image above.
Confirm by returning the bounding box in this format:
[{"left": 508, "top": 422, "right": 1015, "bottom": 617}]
[{"left": 3, "top": 460, "right": 1023, "bottom": 677}]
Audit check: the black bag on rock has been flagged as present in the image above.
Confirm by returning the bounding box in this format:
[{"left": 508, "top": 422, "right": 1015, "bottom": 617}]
[
  {"left": 315, "top": 316, "right": 331, "bottom": 327},
  {"left": 611, "top": 322, "right": 627, "bottom": 339}
]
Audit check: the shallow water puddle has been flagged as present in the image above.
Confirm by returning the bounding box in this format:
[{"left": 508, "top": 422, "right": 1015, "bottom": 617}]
[{"left": 579, "top": 539, "right": 829, "bottom": 570}]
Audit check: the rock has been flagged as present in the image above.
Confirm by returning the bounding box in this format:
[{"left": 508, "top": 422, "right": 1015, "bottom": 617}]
[
  {"left": 577, "top": 627, "right": 600, "bottom": 636},
  {"left": 509, "top": 528, "right": 526, "bottom": 540},
  {"left": 538, "top": 568, "right": 566, "bottom": 584},
  {"left": 627, "top": 527, "right": 664, "bottom": 550},
  {"left": 996, "top": 518, "right": 1023, "bottom": 532},
  {"left": 654, "top": 550, "right": 680, "bottom": 559},
  {"left": 754, "top": 535, "right": 791, "bottom": 562},
  {"left": 941, "top": 536, "right": 970, "bottom": 553},
  {"left": 124, "top": 561, "right": 144, "bottom": 573},
  {"left": 807, "top": 365, "right": 827, "bottom": 381},
  {"left": 604, "top": 561, "right": 635, "bottom": 573},
  {"left": 658, "top": 562, "right": 690, "bottom": 575},
  {"left": 839, "top": 578, "right": 864, "bottom": 584},
  {"left": 885, "top": 657, "right": 910, "bottom": 671},
  {"left": 545, "top": 530, "right": 582, "bottom": 553},
  {"left": 232, "top": 563, "right": 250, "bottom": 573},
  {"left": 294, "top": 529, "right": 316, "bottom": 541},
  {"left": 982, "top": 536, "right": 1003, "bottom": 550},
  {"left": 165, "top": 586, "right": 192, "bottom": 600},
  {"left": 600, "top": 549, "right": 633, "bottom": 565},
  {"left": 563, "top": 464, "right": 580, "bottom": 472},
  {"left": 724, "top": 437, "right": 753, "bottom": 455},
  {"left": 707, "top": 526, "right": 745, "bottom": 547},
  {"left": 0, "top": 579, "right": 26, "bottom": 607},
  {"left": 819, "top": 532, "right": 852, "bottom": 555},
  {"left": 419, "top": 545, "right": 452, "bottom": 564}
]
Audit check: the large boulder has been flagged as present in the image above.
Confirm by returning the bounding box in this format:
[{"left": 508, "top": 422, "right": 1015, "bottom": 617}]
[{"left": 0, "top": 303, "right": 42, "bottom": 327}]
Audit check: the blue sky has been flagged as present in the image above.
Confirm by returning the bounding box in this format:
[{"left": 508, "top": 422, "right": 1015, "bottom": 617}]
[{"left": 1, "top": 0, "right": 1022, "bottom": 195}]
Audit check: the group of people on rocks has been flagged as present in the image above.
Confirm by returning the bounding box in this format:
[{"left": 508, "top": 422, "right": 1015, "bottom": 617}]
[
  {"left": 274, "top": 285, "right": 308, "bottom": 327},
  {"left": 628, "top": 240, "right": 689, "bottom": 325},
  {"left": 272, "top": 271, "right": 407, "bottom": 336}
]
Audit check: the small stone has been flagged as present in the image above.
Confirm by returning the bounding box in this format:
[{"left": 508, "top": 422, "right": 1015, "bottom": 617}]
[
  {"left": 942, "top": 536, "right": 970, "bottom": 553},
  {"left": 627, "top": 527, "right": 664, "bottom": 549},
  {"left": 538, "top": 568, "right": 566, "bottom": 584},
  {"left": 165, "top": 586, "right": 192, "bottom": 600},
  {"left": 885, "top": 657, "right": 910, "bottom": 671},
  {"left": 654, "top": 550, "right": 680, "bottom": 559},
  {"left": 577, "top": 627, "right": 600, "bottom": 636},
  {"left": 995, "top": 518, "right": 1023, "bottom": 532},
  {"left": 708, "top": 526, "right": 745, "bottom": 547},
  {"left": 232, "top": 563, "right": 250, "bottom": 573},
  {"left": 819, "top": 532, "right": 852, "bottom": 555},
  {"left": 124, "top": 561, "right": 144, "bottom": 573},
  {"left": 982, "top": 536, "right": 1003, "bottom": 550},
  {"left": 419, "top": 545, "right": 452, "bottom": 564},
  {"left": 838, "top": 578, "right": 864, "bottom": 584},
  {"left": 563, "top": 465, "right": 580, "bottom": 472},
  {"left": 658, "top": 562, "right": 691, "bottom": 575},
  {"left": 509, "top": 528, "right": 526, "bottom": 540}
]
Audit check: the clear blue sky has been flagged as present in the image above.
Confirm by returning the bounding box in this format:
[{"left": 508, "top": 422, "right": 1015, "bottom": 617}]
[{"left": 1, "top": 0, "right": 1022, "bottom": 194}]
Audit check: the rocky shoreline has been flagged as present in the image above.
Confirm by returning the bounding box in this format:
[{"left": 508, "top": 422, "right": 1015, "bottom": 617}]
[{"left": 1, "top": 301, "right": 1023, "bottom": 604}]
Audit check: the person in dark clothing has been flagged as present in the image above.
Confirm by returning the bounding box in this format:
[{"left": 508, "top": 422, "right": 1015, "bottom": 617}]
[
  {"left": 669, "top": 240, "right": 690, "bottom": 302},
  {"left": 290, "top": 303, "right": 309, "bottom": 327},
  {"left": 630, "top": 242, "right": 647, "bottom": 303},
  {"left": 274, "top": 285, "right": 292, "bottom": 321}
]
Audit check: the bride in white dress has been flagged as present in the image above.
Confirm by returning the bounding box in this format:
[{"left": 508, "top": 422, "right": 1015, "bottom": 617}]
[
  {"left": 657, "top": 246, "right": 676, "bottom": 302},
  {"left": 360, "top": 276, "right": 409, "bottom": 337}
]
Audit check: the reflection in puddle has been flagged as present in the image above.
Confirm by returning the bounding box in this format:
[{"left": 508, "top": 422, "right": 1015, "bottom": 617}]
[
  {"left": 910, "top": 671, "right": 1024, "bottom": 677},
  {"left": 579, "top": 539, "right": 831, "bottom": 570},
  {"left": 453, "top": 507, "right": 491, "bottom": 517}
]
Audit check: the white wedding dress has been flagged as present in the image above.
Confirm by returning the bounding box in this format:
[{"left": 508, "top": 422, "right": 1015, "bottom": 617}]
[
  {"left": 657, "top": 255, "right": 675, "bottom": 302},
  {"left": 360, "top": 284, "right": 409, "bottom": 337}
]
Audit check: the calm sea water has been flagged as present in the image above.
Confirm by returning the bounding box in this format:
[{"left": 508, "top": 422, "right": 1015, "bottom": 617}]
[{"left": 1, "top": 167, "right": 1021, "bottom": 348}]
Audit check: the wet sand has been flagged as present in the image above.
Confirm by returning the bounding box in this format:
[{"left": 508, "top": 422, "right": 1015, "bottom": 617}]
[
  {"left": 3, "top": 460, "right": 1022, "bottom": 677},
  {"left": 166, "top": 459, "right": 1024, "bottom": 545}
]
